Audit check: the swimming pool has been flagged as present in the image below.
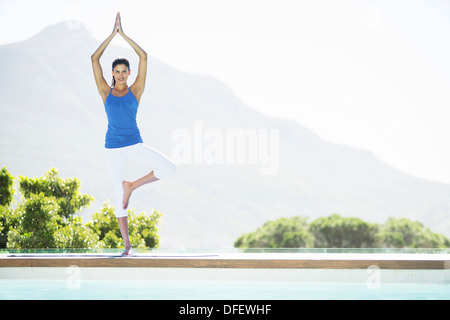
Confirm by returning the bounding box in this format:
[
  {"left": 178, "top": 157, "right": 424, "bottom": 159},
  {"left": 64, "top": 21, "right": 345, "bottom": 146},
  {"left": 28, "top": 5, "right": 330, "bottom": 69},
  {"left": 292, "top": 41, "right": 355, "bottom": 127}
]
[
  {"left": 1, "top": 249, "right": 449, "bottom": 300},
  {"left": 1, "top": 278, "right": 448, "bottom": 300}
]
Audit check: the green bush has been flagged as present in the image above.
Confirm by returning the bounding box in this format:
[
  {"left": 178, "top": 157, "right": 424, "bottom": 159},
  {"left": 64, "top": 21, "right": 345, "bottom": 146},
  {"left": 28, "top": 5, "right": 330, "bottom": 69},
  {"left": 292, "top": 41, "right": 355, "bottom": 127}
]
[
  {"left": 7, "top": 193, "right": 61, "bottom": 248},
  {"left": 0, "top": 166, "right": 14, "bottom": 207},
  {"left": 234, "top": 214, "right": 450, "bottom": 249},
  {"left": 55, "top": 217, "right": 100, "bottom": 249},
  {"left": 0, "top": 167, "right": 162, "bottom": 250},
  {"left": 377, "top": 217, "right": 450, "bottom": 248},
  {"left": 18, "top": 168, "right": 93, "bottom": 219},
  {"left": 86, "top": 200, "right": 163, "bottom": 249},
  {"left": 309, "top": 214, "right": 379, "bottom": 248},
  {"left": 0, "top": 200, "right": 20, "bottom": 248},
  {"left": 235, "top": 217, "right": 314, "bottom": 248},
  {"left": 133, "top": 208, "right": 163, "bottom": 248}
]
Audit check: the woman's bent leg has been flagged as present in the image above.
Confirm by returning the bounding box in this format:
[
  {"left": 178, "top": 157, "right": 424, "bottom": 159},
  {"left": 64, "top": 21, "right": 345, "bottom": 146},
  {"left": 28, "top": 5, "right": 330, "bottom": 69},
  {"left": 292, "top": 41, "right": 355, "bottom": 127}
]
[
  {"left": 122, "top": 171, "right": 159, "bottom": 209},
  {"left": 131, "top": 143, "right": 176, "bottom": 180},
  {"left": 122, "top": 143, "right": 176, "bottom": 208}
]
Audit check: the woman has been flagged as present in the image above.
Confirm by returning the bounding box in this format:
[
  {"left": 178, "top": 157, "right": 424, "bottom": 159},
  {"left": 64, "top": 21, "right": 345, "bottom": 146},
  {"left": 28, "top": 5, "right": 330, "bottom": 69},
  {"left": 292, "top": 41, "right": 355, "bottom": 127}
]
[{"left": 91, "top": 13, "right": 175, "bottom": 255}]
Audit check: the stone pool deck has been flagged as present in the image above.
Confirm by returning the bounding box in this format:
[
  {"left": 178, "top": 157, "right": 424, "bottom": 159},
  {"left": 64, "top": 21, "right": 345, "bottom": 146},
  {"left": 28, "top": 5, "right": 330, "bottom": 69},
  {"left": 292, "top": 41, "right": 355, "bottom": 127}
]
[{"left": 1, "top": 252, "right": 449, "bottom": 269}]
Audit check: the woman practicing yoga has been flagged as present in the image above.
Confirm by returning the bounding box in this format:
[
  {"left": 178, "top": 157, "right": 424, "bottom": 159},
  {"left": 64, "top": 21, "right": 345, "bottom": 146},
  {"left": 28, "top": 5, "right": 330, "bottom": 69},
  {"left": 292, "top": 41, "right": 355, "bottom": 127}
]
[{"left": 91, "top": 13, "right": 175, "bottom": 255}]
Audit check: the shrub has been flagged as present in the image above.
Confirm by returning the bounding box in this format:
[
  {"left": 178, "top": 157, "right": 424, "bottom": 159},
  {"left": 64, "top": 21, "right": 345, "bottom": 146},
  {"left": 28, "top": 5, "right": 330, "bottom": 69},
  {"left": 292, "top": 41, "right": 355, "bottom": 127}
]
[
  {"left": 86, "top": 200, "right": 162, "bottom": 249},
  {"left": 234, "top": 216, "right": 313, "bottom": 248},
  {"left": 1, "top": 167, "right": 163, "bottom": 250},
  {"left": 234, "top": 214, "right": 450, "bottom": 249},
  {"left": 0, "top": 166, "right": 14, "bottom": 207},
  {"left": 309, "top": 214, "right": 379, "bottom": 248},
  {"left": 377, "top": 217, "right": 450, "bottom": 248}
]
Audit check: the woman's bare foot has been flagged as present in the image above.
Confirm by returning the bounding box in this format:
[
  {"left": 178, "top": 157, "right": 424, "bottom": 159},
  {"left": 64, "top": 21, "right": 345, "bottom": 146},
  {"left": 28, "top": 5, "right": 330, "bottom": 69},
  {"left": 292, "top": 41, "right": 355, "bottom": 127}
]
[
  {"left": 122, "top": 246, "right": 133, "bottom": 256},
  {"left": 122, "top": 180, "right": 133, "bottom": 209},
  {"left": 122, "top": 172, "right": 159, "bottom": 210}
]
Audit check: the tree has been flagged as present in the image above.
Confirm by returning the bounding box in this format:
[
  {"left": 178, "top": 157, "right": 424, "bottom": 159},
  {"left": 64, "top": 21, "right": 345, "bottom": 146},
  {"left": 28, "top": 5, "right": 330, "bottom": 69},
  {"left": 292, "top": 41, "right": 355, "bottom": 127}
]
[
  {"left": 86, "top": 200, "right": 163, "bottom": 249},
  {"left": 0, "top": 166, "right": 14, "bottom": 207},
  {"left": 0, "top": 167, "right": 19, "bottom": 247},
  {"left": 377, "top": 217, "right": 450, "bottom": 248},
  {"left": 7, "top": 193, "right": 62, "bottom": 248},
  {"left": 1, "top": 167, "right": 163, "bottom": 250},
  {"left": 133, "top": 207, "right": 163, "bottom": 248},
  {"left": 54, "top": 216, "right": 100, "bottom": 249},
  {"left": 18, "top": 168, "right": 92, "bottom": 219},
  {"left": 234, "top": 214, "right": 450, "bottom": 249},
  {"left": 234, "top": 217, "right": 314, "bottom": 248},
  {"left": 6, "top": 168, "right": 94, "bottom": 248},
  {"left": 309, "top": 214, "right": 380, "bottom": 248}
]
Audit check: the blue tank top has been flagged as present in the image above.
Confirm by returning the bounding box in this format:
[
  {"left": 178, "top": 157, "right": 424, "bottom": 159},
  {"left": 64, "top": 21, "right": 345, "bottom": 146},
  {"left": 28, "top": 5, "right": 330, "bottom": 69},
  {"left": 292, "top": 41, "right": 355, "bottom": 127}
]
[{"left": 104, "top": 87, "right": 143, "bottom": 148}]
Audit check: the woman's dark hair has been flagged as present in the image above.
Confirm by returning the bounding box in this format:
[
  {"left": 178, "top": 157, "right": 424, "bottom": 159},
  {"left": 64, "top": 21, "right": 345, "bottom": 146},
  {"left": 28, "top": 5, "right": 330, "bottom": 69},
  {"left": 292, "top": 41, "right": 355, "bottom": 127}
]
[{"left": 111, "top": 57, "right": 130, "bottom": 87}]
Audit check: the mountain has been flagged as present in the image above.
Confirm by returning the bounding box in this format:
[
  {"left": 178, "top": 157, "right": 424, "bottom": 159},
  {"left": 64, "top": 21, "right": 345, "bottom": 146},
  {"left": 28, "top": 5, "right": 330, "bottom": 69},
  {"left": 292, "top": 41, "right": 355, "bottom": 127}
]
[{"left": 1, "top": 22, "right": 450, "bottom": 248}]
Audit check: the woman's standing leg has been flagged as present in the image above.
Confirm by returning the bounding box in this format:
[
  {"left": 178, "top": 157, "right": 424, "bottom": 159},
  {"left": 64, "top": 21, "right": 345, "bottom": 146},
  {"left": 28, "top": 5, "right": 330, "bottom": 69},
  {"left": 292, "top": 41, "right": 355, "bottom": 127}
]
[
  {"left": 105, "top": 146, "right": 133, "bottom": 255},
  {"left": 116, "top": 217, "right": 131, "bottom": 255}
]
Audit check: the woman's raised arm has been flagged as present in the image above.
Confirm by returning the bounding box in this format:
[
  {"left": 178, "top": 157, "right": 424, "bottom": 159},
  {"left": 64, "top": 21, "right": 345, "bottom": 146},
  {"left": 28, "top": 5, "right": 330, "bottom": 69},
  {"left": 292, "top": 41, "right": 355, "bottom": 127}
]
[
  {"left": 91, "top": 14, "right": 120, "bottom": 103},
  {"left": 116, "top": 13, "right": 148, "bottom": 101}
]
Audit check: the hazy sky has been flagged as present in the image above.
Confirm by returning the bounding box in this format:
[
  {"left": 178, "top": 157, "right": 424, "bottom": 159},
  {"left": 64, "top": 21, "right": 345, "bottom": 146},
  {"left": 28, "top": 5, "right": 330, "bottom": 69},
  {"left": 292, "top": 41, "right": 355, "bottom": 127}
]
[{"left": 2, "top": 0, "right": 450, "bottom": 184}]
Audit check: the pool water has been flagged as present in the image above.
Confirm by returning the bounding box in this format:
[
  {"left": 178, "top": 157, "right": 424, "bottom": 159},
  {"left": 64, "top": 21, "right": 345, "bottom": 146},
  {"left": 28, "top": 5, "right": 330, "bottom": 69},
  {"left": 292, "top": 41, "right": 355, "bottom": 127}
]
[
  {"left": 1, "top": 279, "right": 449, "bottom": 300},
  {"left": 2, "top": 249, "right": 450, "bottom": 300}
]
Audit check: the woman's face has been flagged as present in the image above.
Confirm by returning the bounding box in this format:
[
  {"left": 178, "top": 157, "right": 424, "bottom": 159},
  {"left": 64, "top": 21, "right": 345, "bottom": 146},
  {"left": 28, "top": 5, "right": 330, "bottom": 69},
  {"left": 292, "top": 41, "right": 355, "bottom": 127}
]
[{"left": 112, "top": 64, "right": 130, "bottom": 85}]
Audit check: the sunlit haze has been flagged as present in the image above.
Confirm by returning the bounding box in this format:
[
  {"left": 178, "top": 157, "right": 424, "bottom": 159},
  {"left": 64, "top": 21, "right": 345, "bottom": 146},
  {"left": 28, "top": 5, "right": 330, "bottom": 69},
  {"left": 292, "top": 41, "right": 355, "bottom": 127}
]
[{"left": 2, "top": 0, "right": 450, "bottom": 184}]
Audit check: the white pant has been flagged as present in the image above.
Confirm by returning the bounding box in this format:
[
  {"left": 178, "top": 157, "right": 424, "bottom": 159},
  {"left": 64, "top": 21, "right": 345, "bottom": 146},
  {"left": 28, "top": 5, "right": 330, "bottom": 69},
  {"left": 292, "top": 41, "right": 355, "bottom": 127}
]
[{"left": 105, "top": 143, "right": 176, "bottom": 217}]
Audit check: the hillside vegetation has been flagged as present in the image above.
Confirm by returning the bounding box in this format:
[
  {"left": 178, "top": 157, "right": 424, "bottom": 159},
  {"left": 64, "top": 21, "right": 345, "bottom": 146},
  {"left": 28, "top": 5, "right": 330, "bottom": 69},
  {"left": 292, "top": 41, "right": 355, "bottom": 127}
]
[
  {"left": 0, "top": 166, "right": 161, "bottom": 249},
  {"left": 234, "top": 214, "right": 450, "bottom": 249}
]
